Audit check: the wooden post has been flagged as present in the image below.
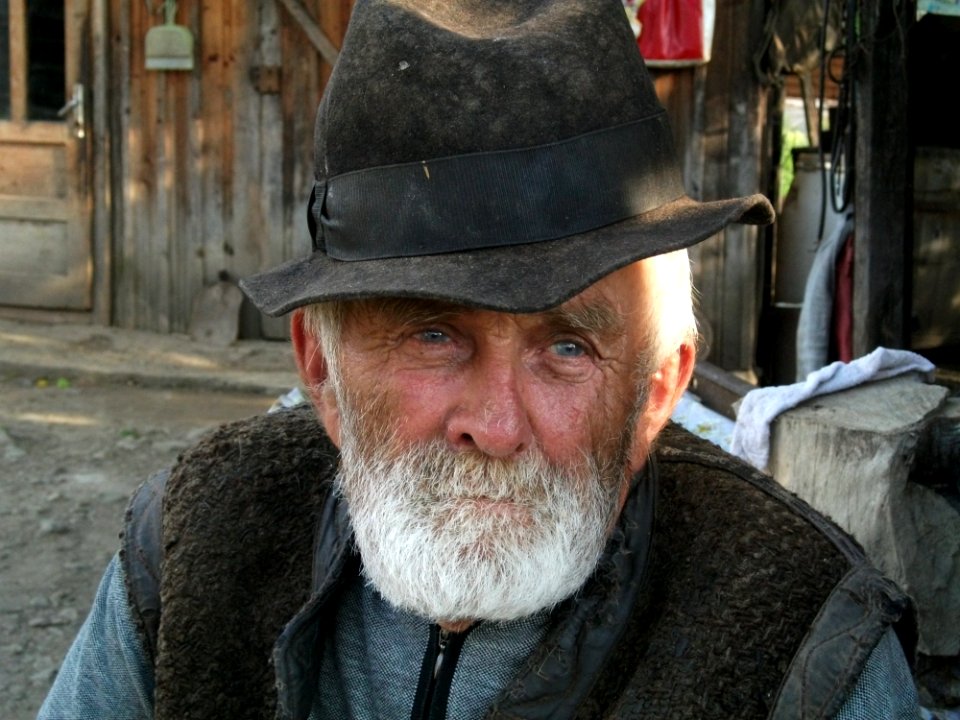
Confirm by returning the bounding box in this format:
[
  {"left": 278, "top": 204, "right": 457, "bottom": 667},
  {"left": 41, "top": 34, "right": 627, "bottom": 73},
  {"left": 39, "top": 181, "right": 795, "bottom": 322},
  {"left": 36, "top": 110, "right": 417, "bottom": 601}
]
[
  {"left": 7, "top": 0, "right": 26, "bottom": 122},
  {"left": 91, "top": 0, "right": 112, "bottom": 325},
  {"left": 853, "top": 0, "right": 913, "bottom": 356}
]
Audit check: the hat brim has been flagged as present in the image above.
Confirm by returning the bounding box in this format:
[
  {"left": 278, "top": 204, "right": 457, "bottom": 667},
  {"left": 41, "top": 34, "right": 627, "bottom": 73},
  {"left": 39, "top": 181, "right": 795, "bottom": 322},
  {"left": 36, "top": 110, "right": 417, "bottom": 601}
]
[{"left": 240, "top": 193, "right": 774, "bottom": 316}]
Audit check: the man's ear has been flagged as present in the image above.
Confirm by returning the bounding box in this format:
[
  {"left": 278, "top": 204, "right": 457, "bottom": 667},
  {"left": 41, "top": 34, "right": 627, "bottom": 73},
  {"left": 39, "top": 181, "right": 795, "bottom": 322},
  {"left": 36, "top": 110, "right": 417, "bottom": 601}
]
[
  {"left": 290, "top": 309, "right": 342, "bottom": 447},
  {"left": 628, "top": 342, "right": 696, "bottom": 469}
]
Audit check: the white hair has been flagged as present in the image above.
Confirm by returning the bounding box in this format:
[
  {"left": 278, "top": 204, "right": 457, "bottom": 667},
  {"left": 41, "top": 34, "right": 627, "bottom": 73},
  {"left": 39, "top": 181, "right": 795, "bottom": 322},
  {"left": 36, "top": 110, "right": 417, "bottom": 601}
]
[{"left": 639, "top": 249, "right": 698, "bottom": 367}]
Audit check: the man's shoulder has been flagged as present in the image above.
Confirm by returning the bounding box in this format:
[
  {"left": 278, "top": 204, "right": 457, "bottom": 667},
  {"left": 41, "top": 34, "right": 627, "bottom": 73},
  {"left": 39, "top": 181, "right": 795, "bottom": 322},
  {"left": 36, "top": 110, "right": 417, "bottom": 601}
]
[
  {"left": 654, "top": 421, "right": 867, "bottom": 562},
  {"left": 643, "top": 422, "right": 916, "bottom": 718},
  {"left": 169, "top": 404, "right": 337, "bottom": 492},
  {"left": 119, "top": 406, "right": 341, "bottom": 661},
  {"left": 649, "top": 421, "right": 879, "bottom": 618},
  {"left": 137, "top": 404, "right": 339, "bottom": 554}
]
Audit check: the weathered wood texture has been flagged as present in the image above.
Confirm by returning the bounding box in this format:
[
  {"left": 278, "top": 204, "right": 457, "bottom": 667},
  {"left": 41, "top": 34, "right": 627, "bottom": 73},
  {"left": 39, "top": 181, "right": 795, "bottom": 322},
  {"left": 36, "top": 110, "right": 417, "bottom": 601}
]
[
  {"left": 8, "top": 0, "right": 25, "bottom": 121},
  {"left": 107, "top": 0, "right": 354, "bottom": 338},
  {"left": 92, "top": 0, "right": 111, "bottom": 324},
  {"left": 912, "top": 147, "right": 960, "bottom": 350},
  {"left": 652, "top": 0, "right": 775, "bottom": 374},
  {"left": 768, "top": 376, "right": 959, "bottom": 656},
  {"left": 852, "top": 0, "right": 912, "bottom": 357}
]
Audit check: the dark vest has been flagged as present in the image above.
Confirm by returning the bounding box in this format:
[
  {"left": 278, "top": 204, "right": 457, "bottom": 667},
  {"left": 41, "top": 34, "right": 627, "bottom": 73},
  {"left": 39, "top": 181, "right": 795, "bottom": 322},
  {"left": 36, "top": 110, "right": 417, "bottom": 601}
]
[{"left": 121, "top": 407, "right": 914, "bottom": 720}]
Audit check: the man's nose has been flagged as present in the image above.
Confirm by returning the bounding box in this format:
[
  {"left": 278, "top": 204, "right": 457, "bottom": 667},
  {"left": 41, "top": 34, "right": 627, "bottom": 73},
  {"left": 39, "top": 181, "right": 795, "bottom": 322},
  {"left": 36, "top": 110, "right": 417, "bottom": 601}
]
[{"left": 445, "top": 355, "right": 534, "bottom": 458}]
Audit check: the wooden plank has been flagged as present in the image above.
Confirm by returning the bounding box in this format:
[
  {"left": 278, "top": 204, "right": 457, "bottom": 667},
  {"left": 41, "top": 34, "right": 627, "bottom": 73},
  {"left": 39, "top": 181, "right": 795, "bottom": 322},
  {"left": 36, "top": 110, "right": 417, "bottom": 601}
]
[
  {"left": 0, "top": 218, "right": 70, "bottom": 274},
  {"left": 110, "top": 0, "right": 134, "bottom": 328},
  {"left": 199, "top": 0, "right": 228, "bottom": 304},
  {"left": 230, "top": 0, "right": 264, "bottom": 338},
  {"left": 689, "top": 360, "right": 755, "bottom": 420},
  {"left": 154, "top": 7, "right": 177, "bottom": 333},
  {"left": 140, "top": 0, "right": 162, "bottom": 331},
  {"left": 0, "top": 143, "right": 66, "bottom": 196},
  {"left": 275, "top": 0, "right": 339, "bottom": 66},
  {"left": 912, "top": 147, "right": 960, "bottom": 348},
  {"left": 0, "top": 121, "right": 66, "bottom": 144},
  {"left": 0, "top": 272, "right": 90, "bottom": 308},
  {"left": 64, "top": 0, "right": 94, "bottom": 312},
  {"left": 118, "top": 0, "right": 147, "bottom": 329},
  {"left": 176, "top": 0, "right": 204, "bottom": 335},
  {"left": 91, "top": 0, "right": 112, "bottom": 325},
  {"left": 852, "top": 1, "right": 912, "bottom": 356},
  {"left": 66, "top": 0, "right": 83, "bottom": 92},
  {"left": 0, "top": 275, "right": 91, "bottom": 309},
  {"left": 8, "top": 0, "right": 26, "bottom": 122},
  {"left": 165, "top": 0, "right": 192, "bottom": 335},
  {"left": 0, "top": 306, "right": 92, "bottom": 324},
  {"left": 912, "top": 213, "right": 960, "bottom": 348},
  {"left": 257, "top": 0, "right": 290, "bottom": 339},
  {"left": 0, "top": 194, "right": 69, "bottom": 220}
]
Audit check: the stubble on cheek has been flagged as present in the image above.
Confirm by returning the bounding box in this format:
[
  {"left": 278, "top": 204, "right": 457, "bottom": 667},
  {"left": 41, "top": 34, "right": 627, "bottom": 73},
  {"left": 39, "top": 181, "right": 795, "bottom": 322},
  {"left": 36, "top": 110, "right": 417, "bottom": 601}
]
[{"left": 337, "top": 377, "right": 406, "bottom": 459}]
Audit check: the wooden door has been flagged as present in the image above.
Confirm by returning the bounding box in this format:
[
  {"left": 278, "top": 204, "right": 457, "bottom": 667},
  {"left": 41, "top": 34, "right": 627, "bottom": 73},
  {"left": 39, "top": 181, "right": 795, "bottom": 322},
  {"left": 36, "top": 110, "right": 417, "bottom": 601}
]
[{"left": 0, "top": 0, "right": 90, "bottom": 310}]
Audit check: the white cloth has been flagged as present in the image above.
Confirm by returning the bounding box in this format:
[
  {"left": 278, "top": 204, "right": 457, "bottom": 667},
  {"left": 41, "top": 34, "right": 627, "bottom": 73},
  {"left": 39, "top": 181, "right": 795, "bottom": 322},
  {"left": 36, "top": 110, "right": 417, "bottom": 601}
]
[{"left": 731, "top": 347, "right": 935, "bottom": 470}]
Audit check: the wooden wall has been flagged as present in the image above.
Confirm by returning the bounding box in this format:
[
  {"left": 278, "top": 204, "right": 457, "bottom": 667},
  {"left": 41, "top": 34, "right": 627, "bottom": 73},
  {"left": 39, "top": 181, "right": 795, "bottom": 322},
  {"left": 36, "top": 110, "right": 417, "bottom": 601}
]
[
  {"left": 105, "top": 0, "right": 354, "bottom": 338},
  {"left": 101, "top": 0, "right": 774, "bottom": 367},
  {"left": 652, "top": 0, "right": 776, "bottom": 375}
]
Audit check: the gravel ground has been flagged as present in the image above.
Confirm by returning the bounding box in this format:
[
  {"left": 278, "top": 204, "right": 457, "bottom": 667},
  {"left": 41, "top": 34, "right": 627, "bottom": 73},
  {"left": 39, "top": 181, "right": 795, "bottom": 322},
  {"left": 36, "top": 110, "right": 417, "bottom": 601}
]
[{"left": 0, "top": 370, "right": 275, "bottom": 720}]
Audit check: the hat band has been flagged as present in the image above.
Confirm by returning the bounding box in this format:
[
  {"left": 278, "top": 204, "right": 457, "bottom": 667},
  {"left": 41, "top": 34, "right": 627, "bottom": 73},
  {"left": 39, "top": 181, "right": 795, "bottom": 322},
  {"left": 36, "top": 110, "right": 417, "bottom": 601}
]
[{"left": 312, "top": 112, "right": 685, "bottom": 260}]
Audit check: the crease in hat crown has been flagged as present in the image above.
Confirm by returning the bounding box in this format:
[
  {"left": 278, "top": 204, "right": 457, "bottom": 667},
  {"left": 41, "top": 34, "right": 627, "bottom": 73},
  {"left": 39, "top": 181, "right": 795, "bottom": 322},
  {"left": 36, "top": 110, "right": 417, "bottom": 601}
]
[{"left": 240, "top": 0, "right": 775, "bottom": 317}]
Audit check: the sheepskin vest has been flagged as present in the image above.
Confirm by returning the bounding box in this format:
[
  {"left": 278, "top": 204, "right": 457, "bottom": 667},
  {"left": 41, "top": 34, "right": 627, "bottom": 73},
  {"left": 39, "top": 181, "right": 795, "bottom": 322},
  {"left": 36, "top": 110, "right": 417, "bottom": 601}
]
[{"left": 121, "top": 407, "right": 913, "bottom": 720}]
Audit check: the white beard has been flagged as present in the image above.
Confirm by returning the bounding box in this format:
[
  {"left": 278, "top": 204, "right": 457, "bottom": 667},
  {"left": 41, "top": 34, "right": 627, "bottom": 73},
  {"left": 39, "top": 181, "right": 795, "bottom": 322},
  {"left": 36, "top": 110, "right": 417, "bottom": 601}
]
[{"left": 336, "top": 427, "right": 626, "bottom": 624}]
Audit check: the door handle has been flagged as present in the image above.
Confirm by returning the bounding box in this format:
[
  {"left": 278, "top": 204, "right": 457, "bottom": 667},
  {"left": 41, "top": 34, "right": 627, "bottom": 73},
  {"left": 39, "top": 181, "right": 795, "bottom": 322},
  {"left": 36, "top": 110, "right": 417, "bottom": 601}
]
[{"left": 57, "top": 83, "right": 85, "bottom": 139}]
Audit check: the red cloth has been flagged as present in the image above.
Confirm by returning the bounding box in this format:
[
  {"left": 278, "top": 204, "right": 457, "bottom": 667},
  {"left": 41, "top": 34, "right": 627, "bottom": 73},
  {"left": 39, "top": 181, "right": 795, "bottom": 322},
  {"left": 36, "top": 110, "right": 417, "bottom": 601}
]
[
  {"left": 832, "top": 231, "right": 855, "bottom": 363},
  {"left": 637, "top": 0, "right": 705, "bottom": 61}
]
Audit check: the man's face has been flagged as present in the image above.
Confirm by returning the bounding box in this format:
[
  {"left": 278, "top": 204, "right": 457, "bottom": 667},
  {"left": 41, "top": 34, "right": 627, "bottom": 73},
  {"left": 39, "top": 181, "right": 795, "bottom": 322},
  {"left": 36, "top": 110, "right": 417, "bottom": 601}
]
[{"left": 296, "top": 263, "right": 688, "bottom": 624}]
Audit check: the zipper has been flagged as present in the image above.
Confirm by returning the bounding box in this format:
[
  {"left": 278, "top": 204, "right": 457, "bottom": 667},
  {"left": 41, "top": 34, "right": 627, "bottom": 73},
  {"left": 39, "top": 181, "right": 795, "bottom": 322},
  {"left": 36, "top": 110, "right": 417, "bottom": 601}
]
[
  {"left": 410, "top": 623, "right": 474, "bottom": 720},
  {"left": 433, "top": 628, "right": 450, "bottom": 679}
]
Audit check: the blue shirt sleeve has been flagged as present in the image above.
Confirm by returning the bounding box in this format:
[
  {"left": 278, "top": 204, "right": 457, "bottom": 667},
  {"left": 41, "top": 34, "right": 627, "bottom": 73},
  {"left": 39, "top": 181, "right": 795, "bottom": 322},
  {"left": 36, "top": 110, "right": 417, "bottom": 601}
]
[
  {"left": 833, "top": 626, "right": 920, "bottom": 719},
  {"left": 37, "top": 554, "right": 155, "bottom": 720}
]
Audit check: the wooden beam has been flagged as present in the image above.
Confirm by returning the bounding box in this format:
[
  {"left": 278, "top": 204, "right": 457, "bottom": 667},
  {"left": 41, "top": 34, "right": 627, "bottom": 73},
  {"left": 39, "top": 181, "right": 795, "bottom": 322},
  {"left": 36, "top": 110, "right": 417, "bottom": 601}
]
[
  {"left": 690, "top": 360, "right": 755, "bottom": 420},
  {"left": 275, "top": 0, "right": 339, "bottom": 67},
  {"left": 8, "top": 0, "right": 26, "bottom": 122},
  {"left": 0, "top": 194, "right": 69, "bottom": 221},
  {"left": 91, "top": 0, "right": 112, "bottom": 325},
  {"left": 853, "top": 0, "right": 913, "bottom": 356}
]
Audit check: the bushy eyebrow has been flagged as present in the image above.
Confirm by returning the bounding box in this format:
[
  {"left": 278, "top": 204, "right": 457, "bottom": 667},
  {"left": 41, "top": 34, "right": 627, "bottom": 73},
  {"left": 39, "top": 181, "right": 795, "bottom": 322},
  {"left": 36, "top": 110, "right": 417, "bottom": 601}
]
[
  {"left": 351, "top": 296, "right": 626, "bottom": 341},
  {"left": 539, "top": 300, "right": 625, "bottom": 341},
  {"left": 354, "top": 298, "right": 463, "bottom": 328}
]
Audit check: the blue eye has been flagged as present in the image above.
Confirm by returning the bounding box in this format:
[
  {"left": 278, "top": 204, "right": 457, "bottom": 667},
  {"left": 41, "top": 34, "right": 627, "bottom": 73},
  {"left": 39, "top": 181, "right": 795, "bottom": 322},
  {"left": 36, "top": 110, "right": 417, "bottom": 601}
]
[
  {"left": 418, "top": 329, "right": 449, "bottom": 343},
  {"left": 551, "top": 340, "right": 586, "bottom": 358}
]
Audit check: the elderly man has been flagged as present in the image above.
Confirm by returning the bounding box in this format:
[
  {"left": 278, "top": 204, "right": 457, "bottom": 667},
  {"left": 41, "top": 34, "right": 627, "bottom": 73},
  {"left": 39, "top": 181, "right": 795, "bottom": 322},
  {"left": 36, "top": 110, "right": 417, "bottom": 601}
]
[{"left": 41, "top": 0, "right": 918, "bottom": 718}]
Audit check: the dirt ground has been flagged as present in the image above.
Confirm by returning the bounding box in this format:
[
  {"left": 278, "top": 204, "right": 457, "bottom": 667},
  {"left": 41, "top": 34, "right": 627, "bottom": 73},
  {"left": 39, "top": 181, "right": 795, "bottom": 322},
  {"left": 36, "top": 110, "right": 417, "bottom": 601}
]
[{"left": 0, "top": 370, "right": 277, "bottom": 720}]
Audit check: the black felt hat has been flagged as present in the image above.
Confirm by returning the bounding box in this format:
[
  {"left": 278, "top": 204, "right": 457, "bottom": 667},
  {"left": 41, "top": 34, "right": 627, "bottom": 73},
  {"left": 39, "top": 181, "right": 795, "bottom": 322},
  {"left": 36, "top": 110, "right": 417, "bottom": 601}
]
[{"left": 241, "top": 0, "right": 775, "bottom": 316}]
